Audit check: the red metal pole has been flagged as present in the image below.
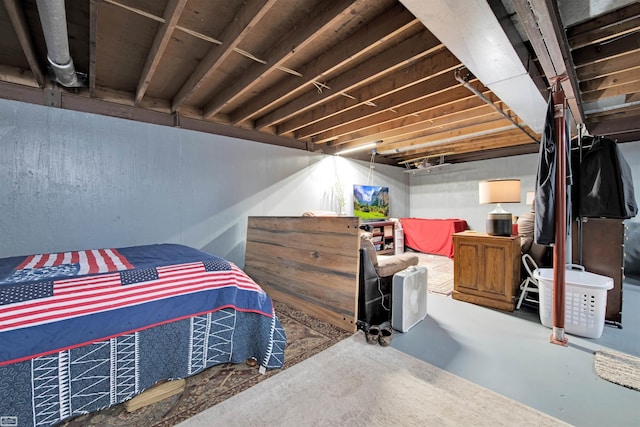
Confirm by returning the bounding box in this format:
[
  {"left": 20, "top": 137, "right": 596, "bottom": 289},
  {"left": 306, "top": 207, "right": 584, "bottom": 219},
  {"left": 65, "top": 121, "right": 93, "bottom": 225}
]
[{"left": 550, "top": 76, "right": 567, "bottom": 346}]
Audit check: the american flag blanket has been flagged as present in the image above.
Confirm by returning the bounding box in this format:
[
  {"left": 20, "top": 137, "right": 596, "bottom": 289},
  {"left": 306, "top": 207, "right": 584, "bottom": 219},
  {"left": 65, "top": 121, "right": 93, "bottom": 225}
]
[{"left": 0, "top": 244, "right": 286, "bottom": 427}]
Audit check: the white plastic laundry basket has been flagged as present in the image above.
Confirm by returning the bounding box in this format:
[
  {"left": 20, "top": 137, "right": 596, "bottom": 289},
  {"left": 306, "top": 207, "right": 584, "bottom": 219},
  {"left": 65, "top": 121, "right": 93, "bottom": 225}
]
[{"left": 533, "top": 268, "right": 613, "bottom": 339}]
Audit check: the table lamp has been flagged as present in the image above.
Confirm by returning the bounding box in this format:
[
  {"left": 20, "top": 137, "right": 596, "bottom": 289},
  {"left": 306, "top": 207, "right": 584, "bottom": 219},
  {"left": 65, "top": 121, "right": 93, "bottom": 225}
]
[{"left": 479, "top": 179, "right": 521, "bottom": 236}]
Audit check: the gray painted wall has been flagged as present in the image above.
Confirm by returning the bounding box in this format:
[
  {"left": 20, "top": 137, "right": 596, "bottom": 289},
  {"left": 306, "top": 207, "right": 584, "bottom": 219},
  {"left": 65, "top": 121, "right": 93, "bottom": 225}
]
[
  {"left": 2, "top": 98, "right": 638, "bottom": 266},
  {"left": 409, "top": 154, "right": 539, "bottom": 231},
  {"left": 0, "top": 99, "right": 409, "bottom": 265},
  {"left": 409, "top": 140, "right": 640, "bottom": 231}
]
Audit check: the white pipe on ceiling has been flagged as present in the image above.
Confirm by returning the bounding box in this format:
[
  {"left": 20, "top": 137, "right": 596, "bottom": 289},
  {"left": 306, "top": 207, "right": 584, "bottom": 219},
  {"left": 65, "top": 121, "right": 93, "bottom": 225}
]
[
  {"left": 36, "top": 0, "right": 80, "bottom": 87},
  {"left": 400, "top": 0, "right": 547, "bottom": 133}
]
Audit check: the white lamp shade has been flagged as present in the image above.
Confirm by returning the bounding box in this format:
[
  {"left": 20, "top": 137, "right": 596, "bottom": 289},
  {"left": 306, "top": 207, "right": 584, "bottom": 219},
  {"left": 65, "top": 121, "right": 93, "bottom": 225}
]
[{"left": 478, "top": 179, "right": 521, "bottom": 204}]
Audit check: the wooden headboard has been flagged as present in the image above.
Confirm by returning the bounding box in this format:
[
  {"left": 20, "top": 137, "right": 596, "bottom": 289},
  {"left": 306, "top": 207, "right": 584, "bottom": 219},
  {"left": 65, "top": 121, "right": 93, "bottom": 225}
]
[{"left": 244, "top": 216, "right": 361, "bottom": 333}]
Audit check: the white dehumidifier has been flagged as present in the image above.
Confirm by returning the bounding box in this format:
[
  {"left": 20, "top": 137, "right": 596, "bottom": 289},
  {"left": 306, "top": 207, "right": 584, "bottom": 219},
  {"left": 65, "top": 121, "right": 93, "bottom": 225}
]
[{"left": 391, "top": 265, "right": 428, "bottom": 332}]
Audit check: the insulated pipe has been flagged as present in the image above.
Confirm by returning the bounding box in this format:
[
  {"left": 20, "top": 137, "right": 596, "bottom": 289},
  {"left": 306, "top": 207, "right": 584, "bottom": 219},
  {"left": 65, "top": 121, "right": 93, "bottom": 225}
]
[
  {"left": 550, "top": 76, "right": 567, "bottom": 346},
  {"left": 454, "top": 68, "right": 540, "bottom": 144},
  {"left": 36, "top": 0, "right": 78, "bottom": 87}
]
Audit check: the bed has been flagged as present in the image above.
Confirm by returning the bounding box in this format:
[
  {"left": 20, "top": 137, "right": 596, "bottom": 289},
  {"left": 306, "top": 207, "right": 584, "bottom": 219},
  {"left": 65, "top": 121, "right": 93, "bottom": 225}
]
[
  {"left": 400, "top": 218, "right": 468, "bottom": 258},
  {"left": 0, "top": 243, "right": 286, "bottom": 427}
]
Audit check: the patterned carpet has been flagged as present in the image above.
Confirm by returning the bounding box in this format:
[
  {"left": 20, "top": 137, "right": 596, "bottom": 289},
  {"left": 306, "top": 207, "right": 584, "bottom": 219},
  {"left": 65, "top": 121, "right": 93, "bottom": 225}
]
[
  {"left": 414, "top": 252, "right": 454, "bottom": 296},
  {"left": 594, "top": 349, "right": 640, "bottom": 391},
  {"left": 62, "top": 301, "right": 351, "bottom": 427}
]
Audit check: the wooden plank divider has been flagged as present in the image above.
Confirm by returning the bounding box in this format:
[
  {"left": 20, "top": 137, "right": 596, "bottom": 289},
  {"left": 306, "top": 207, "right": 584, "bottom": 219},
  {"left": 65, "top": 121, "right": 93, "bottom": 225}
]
[{"left": 245, "top": 216, "right": 361, "bottom": 332}]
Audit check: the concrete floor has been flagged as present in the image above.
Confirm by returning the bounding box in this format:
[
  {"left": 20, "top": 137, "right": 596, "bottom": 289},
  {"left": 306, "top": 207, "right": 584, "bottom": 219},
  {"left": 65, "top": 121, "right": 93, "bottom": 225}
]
[{"left": 391, "top": 279, "right": 640, "bottom": 427}]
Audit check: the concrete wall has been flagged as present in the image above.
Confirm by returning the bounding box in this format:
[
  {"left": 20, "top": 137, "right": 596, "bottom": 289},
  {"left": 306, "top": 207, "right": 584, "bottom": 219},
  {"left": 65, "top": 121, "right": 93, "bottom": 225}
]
[
  {"left": 0, "top": 99, "right": 409, "bottom": 265},
  {"left": 3, "top": 98, "right": 638, "bottom": 266},
  {"left": 409, "top": 154, "right": 539, "bottom": 231},
  {"left": 409, "top": 140, "right": 640, "bottom": 231}
]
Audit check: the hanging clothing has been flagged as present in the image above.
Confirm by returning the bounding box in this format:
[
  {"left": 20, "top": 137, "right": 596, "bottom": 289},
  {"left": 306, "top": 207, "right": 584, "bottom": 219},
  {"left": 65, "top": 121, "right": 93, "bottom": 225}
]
[
  {"left": 571, "top": 136, "right": 638, "bottom": 219},
  {"left": 534, "top": 96, "right": 556, "bottom": 245},
  {"left": 534, "top": 94, "right": 572, "bottom": 245}
]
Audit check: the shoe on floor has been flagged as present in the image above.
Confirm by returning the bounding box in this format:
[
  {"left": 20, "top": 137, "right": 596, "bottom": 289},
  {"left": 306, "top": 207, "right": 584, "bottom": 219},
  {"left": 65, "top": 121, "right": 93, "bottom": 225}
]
[
  {"left": 379, "top": 325, "right": 393, "bottom": 347},
  {"left": 366, "top": 325, "right": 380, "bottom": 344}
]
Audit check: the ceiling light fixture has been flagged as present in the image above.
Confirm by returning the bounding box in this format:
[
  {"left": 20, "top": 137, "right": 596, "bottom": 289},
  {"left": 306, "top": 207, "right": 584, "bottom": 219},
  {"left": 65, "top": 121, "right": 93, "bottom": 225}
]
[{"left": 335, "top": 140, "right": 381, "bottom": 156}]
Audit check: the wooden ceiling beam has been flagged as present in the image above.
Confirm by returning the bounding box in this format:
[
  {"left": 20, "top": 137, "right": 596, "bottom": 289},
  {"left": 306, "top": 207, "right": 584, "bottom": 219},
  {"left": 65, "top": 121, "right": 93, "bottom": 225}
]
[
  {"left": 566, "top": 2, "right": 640, "bottom": 44},
  {"left": 512, "top": 0, "right": 585, "bottom": 125},
  {"left": 580, "top": 67, "right": 640, "bottom": 98},
  {"left": 259, "top": 30, "right": 442, "bottom": 132},
  {"left": 389, "top": 141, "right": 526, "bottom": 164},
  {"left": 582, "top": 80, "right": 640, "bottom": 103},
  {"left": 89, "top": 0, "right": 98, "bottom": 95},
  {"left": 0, "top": 80, "right": 308, "bottom": 151},
  {"left": 295, "top": 61, "right": 459, "bottom": 141},
  {"left": 572, "top": 32, "right": 640, "bottom": 67},
  {"left": 445, "top": 143, "right": 540, "bottom": 164},
  {"left": 135, "top": 0, "right": 187, "bottom": 105},
  {"left": 201, "top": 0, "right": 359, "bottom": 119},
  {"left": 0, "top": 65, "right": 40, "bottom": 87},
  {"left": 378, "top": 118, "right": 516, "bottom": 154},
  {"left": 588, "top": 114, "right": 640, "bottom": 143},
  {"left": 2, "top": 0, "right": 45, "bottom": 88},
  {"left": 171, "top": 0, "right": 277, "bottom": 112},
  {"left": 568, "top": 15, "right": 640, "bottom": 50},
  {"left": 228, "top": 3, "right": 418, "bottom": 125},
  {"left": 292, "top": 49, "right": 460, "bottom": 139},
  {"left": 576, "top": 49, "right": 640, "bottom": 80},
  {"left": 369, "top": 110, "right": 508, "bottom": 147},
  {"left": 588, "top": 103, "right": 640, "bottom": 121},
  {"left": 326, "top": 97, "right": 495, "bottom": 146},
  {"left": 102, "top": 0, "right": 221, "bottom": 44},
  {"left": 310, "top": 80, "right": 485, "bottom": 143},
  {"left": 386, "top": 130, "right": 535, "bottom": 161}
]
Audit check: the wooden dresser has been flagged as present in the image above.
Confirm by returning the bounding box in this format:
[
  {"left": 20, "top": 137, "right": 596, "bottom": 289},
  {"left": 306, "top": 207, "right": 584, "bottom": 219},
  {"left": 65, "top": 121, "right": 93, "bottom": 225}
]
[{"left": 452, "top": 232, "right": 521, "bottom": 311}]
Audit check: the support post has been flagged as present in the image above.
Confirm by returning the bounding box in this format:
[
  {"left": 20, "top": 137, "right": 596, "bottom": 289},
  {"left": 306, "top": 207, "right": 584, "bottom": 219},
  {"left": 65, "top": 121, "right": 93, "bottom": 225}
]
[{"left": 550, "top": 76, "right": 568, "bottom": 346}]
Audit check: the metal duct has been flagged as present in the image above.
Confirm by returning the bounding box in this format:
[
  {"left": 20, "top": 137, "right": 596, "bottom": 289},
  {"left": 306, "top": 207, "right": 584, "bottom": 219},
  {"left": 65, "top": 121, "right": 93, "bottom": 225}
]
[
  {"left": 36, "top": 0, "right": 82, "bottom": 87},
  {"left": 400, "top": 0, "right": 547, "bottom": 133},
  {"left": 454, "top": 68, "right": 539, "bottom": 143}
]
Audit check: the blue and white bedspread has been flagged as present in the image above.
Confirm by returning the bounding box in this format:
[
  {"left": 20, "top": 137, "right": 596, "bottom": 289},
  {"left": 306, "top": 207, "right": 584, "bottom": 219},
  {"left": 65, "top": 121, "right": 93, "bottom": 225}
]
[{"left": 0, "top": 243, "right": 286, "bottom": 427}]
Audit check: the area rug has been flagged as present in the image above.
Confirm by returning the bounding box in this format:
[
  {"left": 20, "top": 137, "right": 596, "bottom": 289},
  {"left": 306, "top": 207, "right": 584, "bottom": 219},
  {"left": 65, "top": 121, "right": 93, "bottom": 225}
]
[
  {"left": 61, "top": 301, "right": 351, "bottom": 427},
  {"left": 179, "top": 332, "right": 570, "bottom": 427},
  {"left": 594, "top": 349, "right": 640, "bottom": 391},
  {"left": 415, "top": 252, "right": 454, "bottom": 296}
]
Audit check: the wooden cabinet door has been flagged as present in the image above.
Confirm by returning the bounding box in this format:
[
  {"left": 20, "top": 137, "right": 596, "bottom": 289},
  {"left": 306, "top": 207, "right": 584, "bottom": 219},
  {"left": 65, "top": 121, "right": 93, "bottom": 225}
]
[
  {"left": 453, "top": 233, "right": 520, "bottom": 311},
  {"left": 455, "top": 239, "right": 482, "bottom": 291},
  {"left": 482, "top": 242, "right": 511, "bottom": 299}
]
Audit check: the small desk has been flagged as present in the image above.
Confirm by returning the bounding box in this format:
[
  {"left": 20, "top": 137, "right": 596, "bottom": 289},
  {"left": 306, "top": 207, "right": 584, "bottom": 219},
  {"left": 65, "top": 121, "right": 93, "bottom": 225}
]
[{"left": 452, "top": 232, "right": 521, "bottom": 311}]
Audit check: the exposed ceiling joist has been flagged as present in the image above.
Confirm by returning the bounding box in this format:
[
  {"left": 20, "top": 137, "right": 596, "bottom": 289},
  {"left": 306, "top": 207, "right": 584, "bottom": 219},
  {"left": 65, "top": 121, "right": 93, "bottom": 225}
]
[
  {"left": 512, "top": 0, "right": 585, "bottom": 127},
  {"left": 202, "top": 0, "right": 360, "bottom": 119},
  {"left": 263, "top": 30, "right": 441, "bottom": 132},
  {"left": 229, "top": 3, "right": 419, "bottom": 125},
  {"left": 0, "top": 0, "right": 637, "bottom": 165},
  {"left": 136, "top": 0, "right": 188, "bottom": 105},
  {"left": 3, "top": 0, "right": 45, "bottom": 87},
  {"left": 171, "top": 0, "right": 278, "bottom": 112},
  {"left": 295, "top": 48, "right": 457, "bottom": 141}
]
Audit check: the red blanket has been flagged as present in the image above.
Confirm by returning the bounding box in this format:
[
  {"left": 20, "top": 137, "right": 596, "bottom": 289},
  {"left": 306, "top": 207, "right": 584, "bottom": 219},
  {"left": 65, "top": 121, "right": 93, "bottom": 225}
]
[{"left": 400, "top": 218, "right": 468, "bottom": 258}]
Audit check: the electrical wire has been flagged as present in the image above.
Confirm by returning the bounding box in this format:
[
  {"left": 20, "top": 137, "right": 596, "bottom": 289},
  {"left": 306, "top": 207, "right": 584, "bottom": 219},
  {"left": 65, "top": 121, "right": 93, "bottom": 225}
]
[{"left": 367, "top": 150, "right": 376, "bottom": 185}]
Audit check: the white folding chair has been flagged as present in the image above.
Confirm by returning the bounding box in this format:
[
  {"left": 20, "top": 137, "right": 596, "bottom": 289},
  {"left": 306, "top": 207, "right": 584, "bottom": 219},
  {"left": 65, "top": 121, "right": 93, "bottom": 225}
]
[{"left": 516, "top": 253, "right": 540, "bottom": 309}]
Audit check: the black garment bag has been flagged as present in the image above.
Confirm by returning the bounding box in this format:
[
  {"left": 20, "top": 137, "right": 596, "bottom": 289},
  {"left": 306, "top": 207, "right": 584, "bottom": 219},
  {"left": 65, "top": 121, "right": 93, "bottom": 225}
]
[{"left": 572, "top": 136, "right": 637, "bottom": 219}]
